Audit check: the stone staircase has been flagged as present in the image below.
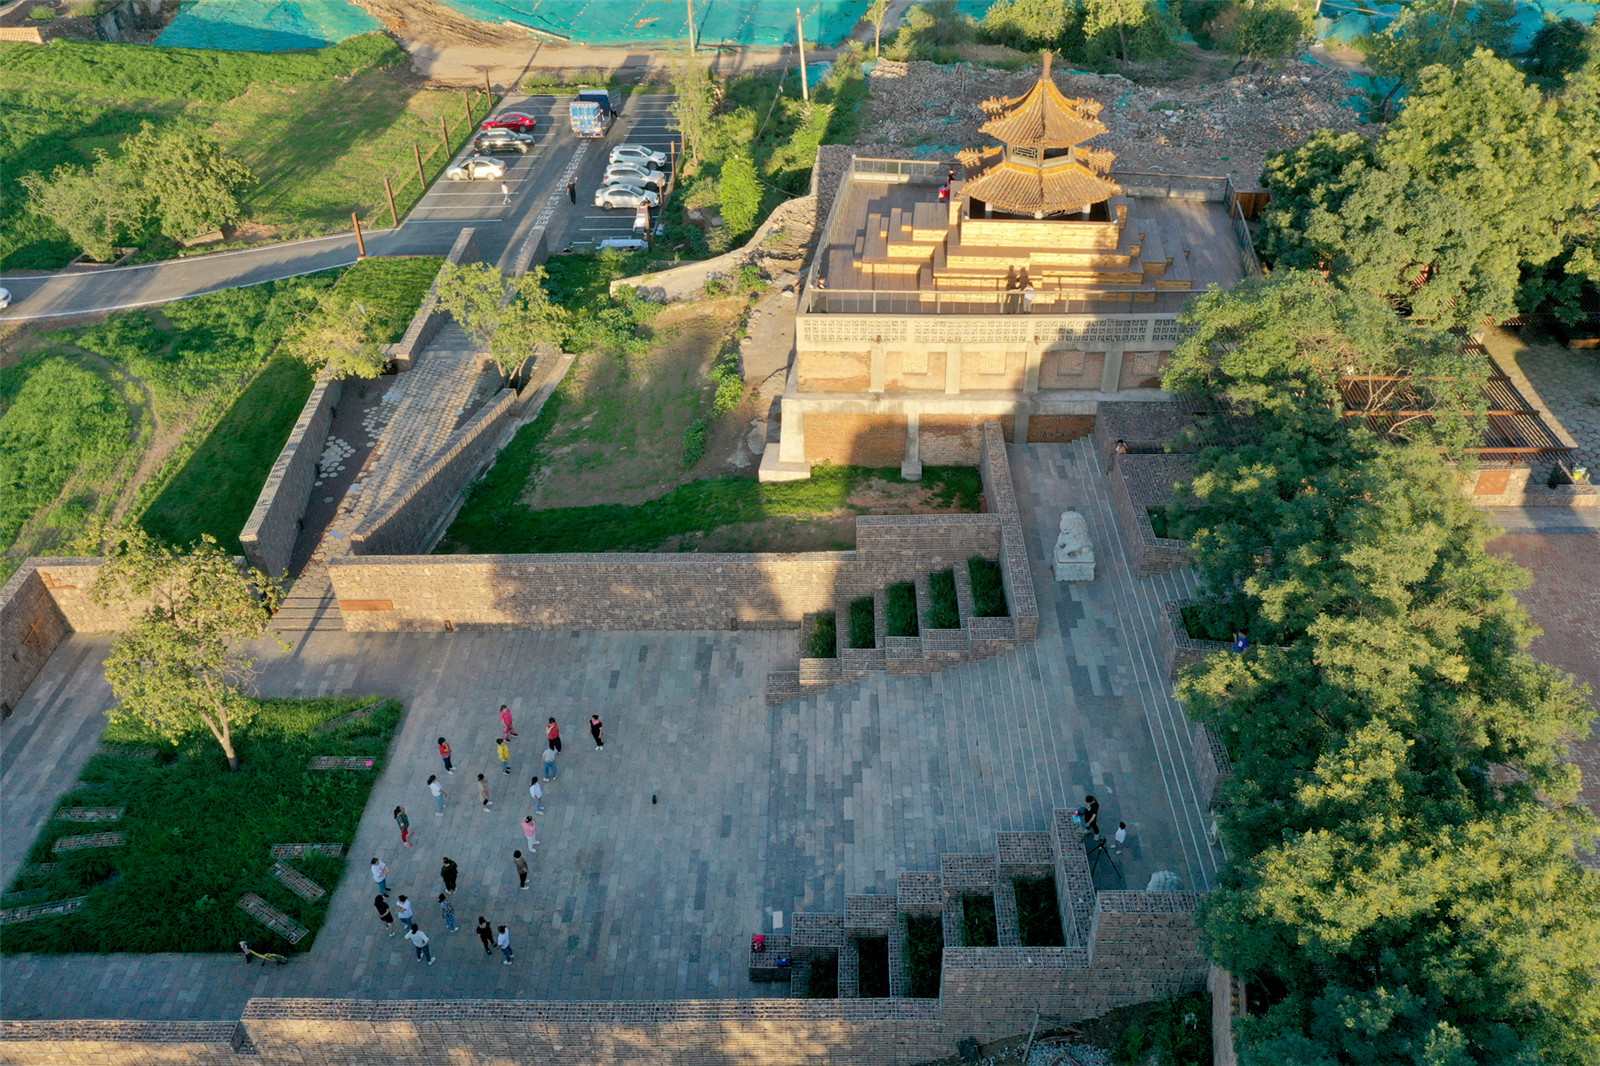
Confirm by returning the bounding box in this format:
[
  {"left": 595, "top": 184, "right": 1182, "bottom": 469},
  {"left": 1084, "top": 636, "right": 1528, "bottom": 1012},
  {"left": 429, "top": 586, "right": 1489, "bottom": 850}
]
[
  {"left": 753, "top": 809, "right": 1096, "bottom": 998},
  {"left": 764, "top": 560, "right": 1023, "bottom": 704},
  {"left": 270, "top": 563, "right": 343, "bottom": 633}
]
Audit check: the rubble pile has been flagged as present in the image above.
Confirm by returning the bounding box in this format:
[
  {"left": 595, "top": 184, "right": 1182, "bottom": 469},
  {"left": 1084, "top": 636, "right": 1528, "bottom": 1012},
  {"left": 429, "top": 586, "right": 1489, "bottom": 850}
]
[{"left": 858, "top": 58, "right": 1369, "bottom": 188}]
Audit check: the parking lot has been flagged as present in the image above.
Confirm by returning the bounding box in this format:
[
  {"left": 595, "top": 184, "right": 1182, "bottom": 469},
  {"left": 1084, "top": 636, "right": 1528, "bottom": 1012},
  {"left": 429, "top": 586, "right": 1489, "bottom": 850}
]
[{"left": 403, "top": 93, "right": 681, "bottom": 267}]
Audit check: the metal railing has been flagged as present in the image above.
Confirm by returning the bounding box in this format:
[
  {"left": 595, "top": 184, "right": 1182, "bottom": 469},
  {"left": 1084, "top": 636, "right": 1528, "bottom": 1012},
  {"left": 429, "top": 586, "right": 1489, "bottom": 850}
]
[{"left": 804, "top": 288, "right": 1195, "bottom": 317}]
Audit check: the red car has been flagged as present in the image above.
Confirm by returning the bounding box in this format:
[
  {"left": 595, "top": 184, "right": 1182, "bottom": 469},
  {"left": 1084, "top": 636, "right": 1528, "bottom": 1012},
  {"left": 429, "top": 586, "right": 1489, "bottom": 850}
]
[{"left": 481, "top": 112, "right": 536, "bottom": 133}]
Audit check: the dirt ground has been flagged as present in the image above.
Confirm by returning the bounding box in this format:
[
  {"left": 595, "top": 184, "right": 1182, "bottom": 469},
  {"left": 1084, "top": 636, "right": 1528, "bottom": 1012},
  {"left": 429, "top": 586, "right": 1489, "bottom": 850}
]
[{"left": 523, "top": 296, "right": 754, "bottom": 510}]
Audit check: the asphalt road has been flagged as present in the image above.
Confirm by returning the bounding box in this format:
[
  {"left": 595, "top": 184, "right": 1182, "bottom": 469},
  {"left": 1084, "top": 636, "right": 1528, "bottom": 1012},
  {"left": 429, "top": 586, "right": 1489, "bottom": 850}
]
[{"left": 0, "top": 93, "right": 680, "bottom": 323}]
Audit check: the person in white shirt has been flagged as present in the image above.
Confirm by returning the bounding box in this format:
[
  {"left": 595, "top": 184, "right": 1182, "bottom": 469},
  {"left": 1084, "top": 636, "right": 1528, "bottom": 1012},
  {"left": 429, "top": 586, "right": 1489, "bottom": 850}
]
[
  {"left": 496, "top": 925, "right": 515, "bottom": 965},
  {"left": 529, "top": 776, "right": 544, "bottom": 814},
  {"left": 405, "top": 924, "right": 435, "bottom": 964},
  {"left": 370, "top": 857, "right": 390, "bottom": 895},
  {"left": 395, "top": 895, "right": 414, "bottom": 926},
  {"left": 1112, "top": 822, "right": 1128, "bottom": 853}
]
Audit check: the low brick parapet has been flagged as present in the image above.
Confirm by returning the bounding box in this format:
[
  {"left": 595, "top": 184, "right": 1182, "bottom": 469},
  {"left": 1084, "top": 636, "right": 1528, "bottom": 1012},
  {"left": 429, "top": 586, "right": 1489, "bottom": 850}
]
[
  {"left": 270, "top": 861, "right": 326, "bottom": 902},
  {"left": 270, "top": 843, "right": 345, "bottom": 859},
  {"left": 845, "top": 895, "right": 896, "bottom": 936},
  {"left": 237, "top": 893, "right": 308, "bottom": 944},
  {"left": 0, "top": 897, "right": 85, "bottom": 925},
  {"left": 939, "top": 854, "right": 997, "bottom": 893},
  {"left": 896, "top": 872, "right": 941, "bottom": 916},
  {"left": 1159, "top": 600, "right": 1231, "bottom": 680},
  {"left": 52, "top": 832, "right": 126, "bottom": 853},
  {"left": 54, "top": 807, "right": 124, "bottom": 823}
]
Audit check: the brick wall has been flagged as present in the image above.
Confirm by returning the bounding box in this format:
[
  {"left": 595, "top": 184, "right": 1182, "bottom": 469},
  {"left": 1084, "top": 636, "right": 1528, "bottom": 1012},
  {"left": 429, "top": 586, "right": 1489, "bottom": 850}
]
[
  {"left": 1191, "top": 721, "right": 1234, "bottom": 809},
  {"left": 805, "top": 414, "right": 908, "bottom": 465},
  {"left": 1037, "top": 351, "right": 1104, "bottom": 390},
  {"left": 0, "top": 567, "right": 71, "bottom": 714},
  {"left": 797, "top": 352, "right": 874, "bottom": 393},
  {"left": 1159, "top": 600, "right": 1230, "bottom": 680},
  {"left": 1024, "top": 415, "right": 1094, "bottom": 443},
  {"left": 239, "top": 379, "right": 343, "bottom": 577},
  {"left": 349, "top": 388, "right": 517, "bottom": 556},
  {"left": 980, "top": 424, "right": 1038, "bottom": 642},
  {"left": 919, "top": 418, "right": 988, "bottom": 465},
  {"left": 0, "top": 1021, "right": 246, "bottom": 1065}
]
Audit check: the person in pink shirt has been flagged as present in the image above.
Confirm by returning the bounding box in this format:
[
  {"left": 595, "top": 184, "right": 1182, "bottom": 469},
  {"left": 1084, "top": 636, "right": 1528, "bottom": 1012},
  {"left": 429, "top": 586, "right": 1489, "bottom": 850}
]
[
  {"left": 499, "top": 704, "right": 517, "bottom": 740},
  {"left": 521, "top": 814, "right": 539, "bottom": 851}
]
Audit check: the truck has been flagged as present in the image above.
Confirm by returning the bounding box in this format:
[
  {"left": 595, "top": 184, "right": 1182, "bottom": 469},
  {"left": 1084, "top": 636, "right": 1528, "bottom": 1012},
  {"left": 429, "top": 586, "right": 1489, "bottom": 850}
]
[{"left": 569, "top": 89, "right": 614, "bottom": 138}]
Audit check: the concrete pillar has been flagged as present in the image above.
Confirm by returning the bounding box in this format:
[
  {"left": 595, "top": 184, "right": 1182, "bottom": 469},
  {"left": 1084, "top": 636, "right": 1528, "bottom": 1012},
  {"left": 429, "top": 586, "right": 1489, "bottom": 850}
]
[
  {"left": 902, "top": 409, "right": 922, "bottom": 481},
  {"left": 1100, "top": 346, "right": 1125, "bottom": 393},
  {"left": 1024, "top": 343, "right": 1043, "bottom": 393},
  {"left": 945, "top": 344, "right": 962, "bottom": 395},
  {"left": 869, "top": 343, "right": 886, "bottom": 393},
  {"left": 1014, "top": 407, "right": 1031, "bottom": 443},
  {"left": 777, "top": 401, "right": 806, "bottom": 463}
]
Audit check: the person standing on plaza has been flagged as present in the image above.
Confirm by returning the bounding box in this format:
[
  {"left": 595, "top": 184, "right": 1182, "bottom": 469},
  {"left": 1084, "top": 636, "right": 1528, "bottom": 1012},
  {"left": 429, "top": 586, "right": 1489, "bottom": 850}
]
[
  {"left": 373, "top": 893, "right": 397, "bottom": 936},
  {"left": 1112, "top": 822, "right": 1128, "bottom": 853},
  {"left": 370, "top": 857, "right": 391, "bottom": 895},
  {"left": 392, "top": 805, "right": 413, "bottom": 848},
  {"left": 589, "top": 713, "right": 604, "bottom": 750},
  {"left": 542, "top": 743, "right": 558, "bottom": 782},
  {"left": 406, "top": 923, "right": 436, "bottom": 964},
  {"left": 529, "top": 776, "right": 544, "bottom": 814},
  {"left": 496, "top": 738, "right": 512, "bottom": 775},
  {"left": 496, "top": 925, "right": 515, "bottom": 964},
  {"left": 428, "top": 774, "right": 447, "bottom": 814},
  {"left": 477, "top": 773, "right": 494, "bottom": 809},
  {"left": 440, "top": 856, "right": 459, "bottom": 895},
  {"left": 1082, "top": 795, "right": 1100, "bottom": 837},
  {"left": 513, "top": 849, "right": 530, "bottom": 889},
  {"left": 476, "top": 916, "right": 495, "bottom": 957},
  {"left": 567, "top": 176, "right": 576, "bottom": 205},
  {"left": 521, "top": 815, "right": 539, "bottom": 851},
  {"left": 546, "top": 716, "right": 562, "bottom": 753},
  {"left": 437, "top": 892, "right": 458, "bottom": 932},
  {"left": 395, "top": 894, "right": 414, "bottom": 928},
  {"left": 438, "top": 737, "right": 454, "bottom": 774},
  {"left": 499, "top": 704, "right": 517, "bottom": 740}
]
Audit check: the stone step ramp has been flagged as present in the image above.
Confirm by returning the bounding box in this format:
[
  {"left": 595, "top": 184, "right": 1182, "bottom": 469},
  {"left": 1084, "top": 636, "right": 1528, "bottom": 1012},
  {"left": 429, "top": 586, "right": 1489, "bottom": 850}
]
[{"left": 270, "top": 565, "right": 343, "bottom": 633}]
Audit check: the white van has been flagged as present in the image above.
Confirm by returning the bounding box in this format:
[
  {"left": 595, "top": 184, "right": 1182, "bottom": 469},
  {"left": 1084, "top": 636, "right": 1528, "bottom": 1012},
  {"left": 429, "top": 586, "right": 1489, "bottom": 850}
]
[{"left": 597, "top": 237, "right": 649, "bottom": 252}]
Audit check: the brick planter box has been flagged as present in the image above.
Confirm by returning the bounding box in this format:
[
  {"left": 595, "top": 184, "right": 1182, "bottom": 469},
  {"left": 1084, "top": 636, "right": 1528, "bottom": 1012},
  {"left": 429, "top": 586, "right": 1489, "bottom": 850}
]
[
  {"left": 1158, "top": 600, "right": 1231, "bottom": 680},
  {"left": 1110, "top": 453, "right": 1196, "bottom": 575},
  {"left": 884, "top": 635, "right": 925, "bottom": 674},
  {"left": 1191, "top": 721, "right": 1234, "bottom": 809},
  {"left": 798, "top": 658, "right": 842, "bottom": 685}
]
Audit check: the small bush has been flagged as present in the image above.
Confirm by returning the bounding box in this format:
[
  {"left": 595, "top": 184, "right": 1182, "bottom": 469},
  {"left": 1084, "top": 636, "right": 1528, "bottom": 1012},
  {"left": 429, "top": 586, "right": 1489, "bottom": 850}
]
[
  {"left": 807, "top": 612, "right": 838, "bottom": 658},
  {"left": 886, "top": 582, "right": 919, "bottom": 637},
  {"left": 904, "top": 914, "right": 943, "bottom": 998},
  {"left": 855, "top": 936, "right": 890, "bottom": 997},
  {"left": 968, "top": 557, "right": 1007, "bottom": 617},
  {"left": 962, "top": 894, "right": 998, "bottom": 947},
  {"left": 736, "top": 263, "right": 768, "bottom": 293},
  {"left": 848, "top": 596, "right": 876, "bottom": 649},
  {"left": 1180, "top": 597, "right": 1251, "bottom": 644},
  {"left": 1015, "top": 877, "right": 1065, "bottom": 947},
  {"left": 1112, "top": 993, "right": 1213, "bottom": 1066},
  {"left": 681, "top": 415, "right": 709, "bottom": 467},
  {"left": 925, "top": 568, "right": 960, "bottom": 629},
  {"left": 28, "top": 4, "right": 55, "bottom": 20}
]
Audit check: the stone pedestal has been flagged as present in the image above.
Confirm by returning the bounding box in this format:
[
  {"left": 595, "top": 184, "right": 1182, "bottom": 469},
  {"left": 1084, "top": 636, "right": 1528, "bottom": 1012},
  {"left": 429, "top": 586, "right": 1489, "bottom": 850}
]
[{"left": 1052, "top": 510, "right": 1095, "bottom": 581}]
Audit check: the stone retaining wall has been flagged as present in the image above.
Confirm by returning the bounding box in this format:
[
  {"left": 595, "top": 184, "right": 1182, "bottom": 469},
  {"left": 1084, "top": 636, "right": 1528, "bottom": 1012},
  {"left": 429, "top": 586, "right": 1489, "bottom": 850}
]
[
  {"left": 1159, "top": 600, "right": 1231, "bottom": 680},
  {"left": 385, "top": 229, "right": 481, "bottom": 369},
  {"left": 239, "top": 379, "right": 343, "bottom": 577},
  {"left": 980, "top": 423, "right": 1038, "bottom": 641},
  {"left": 349, "top": 388, "right": 517, "bottom": 556},
  {"left": 0, "top": 1021, "right": 246, "bottom": 1065},
  {"left": 1191, "top": 721, "right": 1234, "bottom": 809},
  {"left": 0, "top": 566, "right": 71, "bottom": 715}
]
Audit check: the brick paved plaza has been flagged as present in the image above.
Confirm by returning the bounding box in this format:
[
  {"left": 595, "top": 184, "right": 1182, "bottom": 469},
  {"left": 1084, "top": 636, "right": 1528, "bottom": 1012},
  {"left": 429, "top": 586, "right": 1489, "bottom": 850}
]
[{"left": 0, "top": 440, "right": 1220, "bottom": 1021}]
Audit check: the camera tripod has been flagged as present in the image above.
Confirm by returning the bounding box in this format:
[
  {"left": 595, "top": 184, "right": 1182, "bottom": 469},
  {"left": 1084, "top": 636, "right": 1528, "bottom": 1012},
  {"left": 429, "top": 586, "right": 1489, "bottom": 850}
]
[{"left": 1086, "top": 835, "right": 1122, "bottom": 881}]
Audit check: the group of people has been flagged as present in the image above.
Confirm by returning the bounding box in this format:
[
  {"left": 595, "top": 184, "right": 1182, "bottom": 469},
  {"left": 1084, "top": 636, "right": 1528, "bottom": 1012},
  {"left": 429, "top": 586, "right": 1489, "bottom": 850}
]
[
  {"left": 1073, "top": 794, "right": 1129, "bottom": 853},
  {"left": 364, "top": 705, "right": 612, "bottom": 968}
]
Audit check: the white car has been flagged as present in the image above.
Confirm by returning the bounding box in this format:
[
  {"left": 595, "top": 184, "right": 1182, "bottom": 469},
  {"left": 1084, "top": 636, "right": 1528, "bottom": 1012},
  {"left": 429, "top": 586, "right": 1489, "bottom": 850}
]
[
  {"left": 602, "top": 164, "right": 665, "bottom": 190},
  {"left": 594, "top": 184, "right": 660, "bottom": 209},
  {"left": 445, "top": 156, "right": 508, "bottom": 181},
  {"left": 609, "top": 144, "right": 667, "bottom": 169},
  {"left": 0, "top": 287, "right": 10, "bottom": 310}
]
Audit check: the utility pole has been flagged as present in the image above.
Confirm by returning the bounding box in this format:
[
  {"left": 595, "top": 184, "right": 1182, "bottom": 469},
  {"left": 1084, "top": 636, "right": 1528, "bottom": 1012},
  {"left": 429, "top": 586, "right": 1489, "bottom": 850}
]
[
  {"left": 686, "top": 0, "right": 696, "bottom": 53},
  {"left": 796, "top": 8, "right": 809, "bottom": 103}
]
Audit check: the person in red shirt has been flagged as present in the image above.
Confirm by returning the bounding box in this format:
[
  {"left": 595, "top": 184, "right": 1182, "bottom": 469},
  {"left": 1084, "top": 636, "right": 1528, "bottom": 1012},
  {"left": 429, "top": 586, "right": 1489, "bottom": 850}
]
[
  {"left": 437, "top": 737, "right": 453, "bottom": 774},
  {"left": 499, "top": 705, "right": 517, "bottom": 740},
  {"left": 546, "top": 717, "right": 562, "bottom": 753}
]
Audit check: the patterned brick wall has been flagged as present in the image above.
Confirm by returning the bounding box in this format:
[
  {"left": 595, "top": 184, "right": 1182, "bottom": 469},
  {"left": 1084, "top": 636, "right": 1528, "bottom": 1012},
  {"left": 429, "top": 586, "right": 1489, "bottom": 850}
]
[
  {"left": 240, "top": 378, "right": 343, "bottom": 577},
  {"left": 804, "top": 414, "right": 908, "bottom": 465},
  {"left": 1159, "top": 600, "right": 1230, "bottom": 680},
  {"left": 1109, "top": 453, "right": 1196, "bottom": 574},
  {"left": 1036, "top": 351, "right": 1104, "bottom": 390},
  {"left": 979, "top": 425, "right": 1038, "bottom": 642},
  {"left": 1191, "top": 722, "right": 1234, "bottom": 810},
  {"left": 797, "top": 352, "right": 874, "bottom": 393},
  {"left": 1024, "top": 415, "right": 1095, "bottom": 443},
  {"left": 918, "top": 418, "right": 990, "bottom": 466},
  {"left": 0, "top": 567, "right": 70, "bottom": 714}
]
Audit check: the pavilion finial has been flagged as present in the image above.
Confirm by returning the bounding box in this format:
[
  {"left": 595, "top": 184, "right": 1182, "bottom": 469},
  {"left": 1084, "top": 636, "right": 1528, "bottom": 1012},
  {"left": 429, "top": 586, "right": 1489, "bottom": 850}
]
[{"left": 1042, "top": 50, "right": 1052, "bottom": 76}]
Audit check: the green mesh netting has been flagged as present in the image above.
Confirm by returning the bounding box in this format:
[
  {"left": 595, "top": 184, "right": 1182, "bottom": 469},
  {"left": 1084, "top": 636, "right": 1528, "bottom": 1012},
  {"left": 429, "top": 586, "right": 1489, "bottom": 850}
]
[
  {"left": 437, "top": 0, "right": 869, "bottom": 47},
  {"left": 157, "top": 0, "right": 381, "bottom": 50}
]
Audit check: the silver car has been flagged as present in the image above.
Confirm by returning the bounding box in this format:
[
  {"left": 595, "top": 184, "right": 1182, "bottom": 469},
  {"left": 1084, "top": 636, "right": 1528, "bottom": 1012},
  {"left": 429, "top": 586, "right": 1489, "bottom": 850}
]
[
  {"left": 602, "top": 164, "right": 665, "bottom": 190},
  {"left": 445, "top": 156, "right": 508, "bottom": 181},
  {"left": 609, "top": 144, "right": 667, "bottom": 169},
  {"left": 594, "top": 184, "right": 660, "bottom": 209}
]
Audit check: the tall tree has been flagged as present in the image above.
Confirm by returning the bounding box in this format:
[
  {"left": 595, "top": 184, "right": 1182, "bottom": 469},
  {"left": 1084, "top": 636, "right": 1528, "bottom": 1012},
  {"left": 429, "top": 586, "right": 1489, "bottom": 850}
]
[
  {"left": 669, "top": 55, "right": 718, "bottom": 168},
  {"left": 1082, "top": 0, "right": 1177, "bottom": 67},
  {"left": 282, "top": 291, "right": 388, "bottom": 380},
  {"left": 1255, "top": 129, "right": 1377, "bottom": 272},
  {"left": 19, "top": 155, "right": 145, "bottom": 263},
  {"left": 1360, "top": 0, "right": 1515, "bottom": 119},
  {"left": 433, "top": 261, "right": 567, "bottom": 374},
  {"left": 91, "top": 529, "right": 284, "bottom": 772},
  {"left": 1306, "top": 51, "right": 1599, "bottom": 329},
  {"left": 1228, "top": 0, "right": 1311, "bottom": 72},
  {"left": 123, "top": 123, "right": 253, "bottom": 240},
  {"left": 865, "top": 0, "right": 891, "bottom": 59}
]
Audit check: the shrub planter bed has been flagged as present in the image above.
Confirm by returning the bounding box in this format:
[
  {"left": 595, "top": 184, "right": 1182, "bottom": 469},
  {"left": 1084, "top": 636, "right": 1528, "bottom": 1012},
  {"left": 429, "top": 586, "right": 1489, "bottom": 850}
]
[
  {"left": 847, "top": 596, "right": 876, "bottom": 649},
  {"left": 1014, "top": 876, "right": 1066, "bottom": 947},
  {"left": 924, "top": 570, "right": 960, "bottom": 630},
  {"left": 961, "top": 893, "right": 999, "bottom": 947},
  {"left": 904, "top": 914, "right": 943, "bottom": 998},
  {"left": 854, "top": 936, "right": 890, "bottom": 998},
  {"left": 1159, "top": 599, "right": 1232, "bottom": 679},
  {"left": 1110, "top": 452, "right": 1196, "bottom": 575},
  {"left": 967, "top": 556, "right": 1008, "bottom": 617},
  {"left": 885, "top": 582, "right": 919, "bottom": 637}
]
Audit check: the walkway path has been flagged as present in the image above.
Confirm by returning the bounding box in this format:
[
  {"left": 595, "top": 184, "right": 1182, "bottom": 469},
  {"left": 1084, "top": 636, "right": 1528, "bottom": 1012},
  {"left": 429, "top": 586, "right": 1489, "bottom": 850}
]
[{"left": 0, "top": 440, "right": 1218, "bottom": 1019}]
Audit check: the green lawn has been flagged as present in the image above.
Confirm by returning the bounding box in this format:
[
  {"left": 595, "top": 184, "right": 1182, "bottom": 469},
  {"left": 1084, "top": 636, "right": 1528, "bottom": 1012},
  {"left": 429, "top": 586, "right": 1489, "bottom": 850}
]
[
  {"left": 441, "top": 463, "right": 982, "bottom": 554},
  {"left": 0, "top": 35, "right": 491, "bottom": 269},
  {"left": 1, "top": 695, "right": 402, "bottom": 955}
]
